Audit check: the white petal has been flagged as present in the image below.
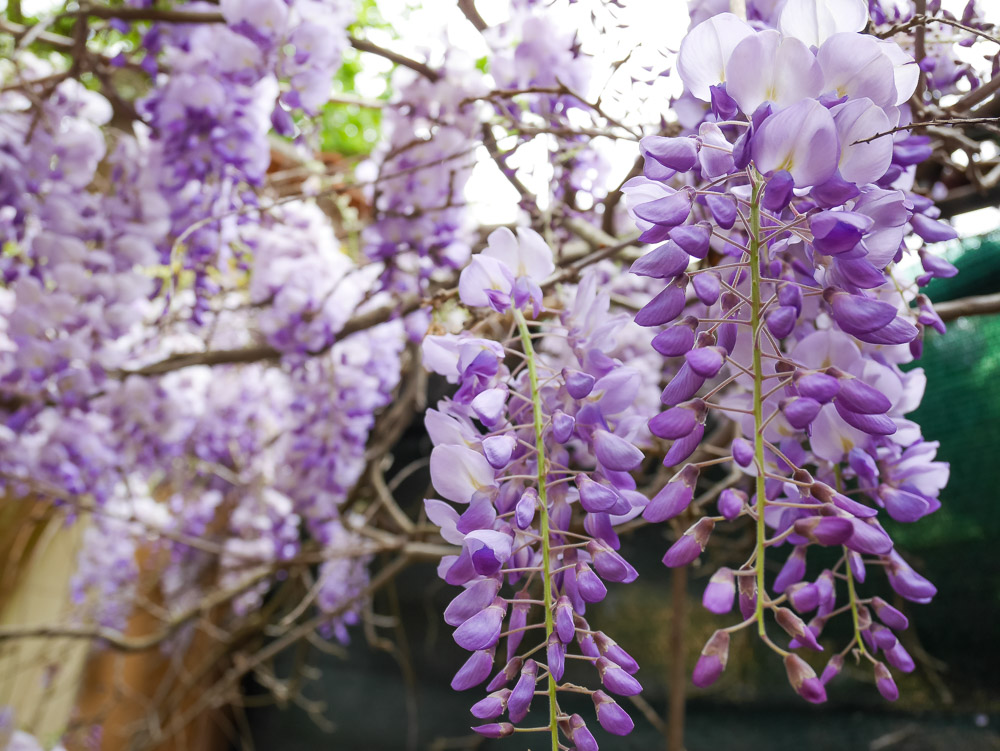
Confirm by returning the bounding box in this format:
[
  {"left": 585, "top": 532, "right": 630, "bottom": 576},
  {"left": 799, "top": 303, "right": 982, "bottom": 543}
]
[
  {"left": 779, "top": 0, "right": 868, "bottom": 48},
  {"left": 677, "top": 13, "right": 755, "bottom": 101},
  {"left": 514, "top": 227, "right": 555, "bottom": 279},
  {"left": 875, "top": 39, "right": 919, "bottom": 105},
  {"left": 481, "top": 226, "right": 520, "bottom": 270},
  {"left": 810, "top": 403, "right": 868, "bottom": 463},
  {"left": 430, "top": 445, "right": 497, "bottom": 504},
  {"left": 832, "top": 98, "right": 892, "bottom": 185},
  {"left": 424, "top": 499, "right": 464, "bottom": 545}
]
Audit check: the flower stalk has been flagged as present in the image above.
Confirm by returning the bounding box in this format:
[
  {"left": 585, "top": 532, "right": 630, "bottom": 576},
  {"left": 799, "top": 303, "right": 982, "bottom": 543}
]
[
  {"left": 513, "top": 308, "right": 559, "bottom": 751},
  {"left": 748, "top": 170, "right": 769, "bottom": 639}
]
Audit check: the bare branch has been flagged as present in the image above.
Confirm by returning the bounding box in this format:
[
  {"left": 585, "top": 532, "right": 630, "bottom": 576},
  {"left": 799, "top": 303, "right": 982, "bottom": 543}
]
[
  {"left": 457, "top": 0, "right": 487, "bottom": 31},
  {"left": 934, "top": 291, "right": 1000, "bottom": 322},
  {"left": 853, "top": 116, "right": 1000, "bottom": 144},
  {"left": 120, "top": 294, "right": 424, "bottom": 377},
  {"left": 876, "top": 13, "right": 1000, "bottom": 47},
  {"left": 7, "top": 12, "right": 441, "bottom": 82}
]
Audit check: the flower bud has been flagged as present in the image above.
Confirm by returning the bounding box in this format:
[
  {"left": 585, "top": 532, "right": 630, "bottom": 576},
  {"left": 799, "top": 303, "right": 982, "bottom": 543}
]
[
  {"left": 702, "top": 567, "right": 736, "bottom": 614},
  {"left": 732, "top": 437, "right": 754, "bottom": 467},
  {"left": 652, "top": 317, "right": 698, "bottom": 356},
  {"left": 636, "top": 278, "right": 688, "bottom": 327},
  {"left": 555, "top": 596, "right": 576, "bottom": 643},
  {"left": 444, "top": 578, "right": 501, "bottom": 627},
  {"left": 836, "top": 377, "right": 892, "bottom": 414},
  {"left": 506, "top": 659, "right": 538, "bottom": 723},
  {"left": 663, "top": 518, "right": 714, "bottom": 567},
  {"left": 563, "top": 368, "right": 596, "bottom": 399},
  {"left": 776, "top": 607, "right": 823, "bottom": 651},
  {"left": 644, "top": 464, "right": 699, "bottom": 522},
  {"left": 845, "top": 518, "right": 893, "bottom": 555},
  {"left": 794, "top": 372, "right": 839, "bottom": 403},
  {"left": 593, "top": 690, "right": 634, "bottom": 735},
  {"left": 470, "top": 689, "right": 511, "bottom": 719},
  {"left": 670, "top": 222, "right": 711, "bottom": 259},
  {"left": 820, "top": 654, "right": 843, "bottom": 684},
  {"left": 595, "top": 632, "right": 640, "bottom": 674},
  {"left": 576, "top": 622, "right": 601, "bottom": 659},
  {"left": 848, "top": 551, "right": 866, "bottom": 582},
  {"left": 692, "top": 271, "right": 721, "bottom": 305},
  {"left": 857, "top": 605, "right": 872, "bottom": 631},
  {"left": 566, "top": 714, "right": 599, "bottom": 751},
  {"left": 593, "top": 429, "right": 644, "bottom": 471},
  {"left": 781, "top": 396, "right": 822, "bottom": 429},
  {"left": 717, "top": 488, "right": 746, "bottom": 520},
  {"left": 630, "top": 241, "right": 692, "bottom": 279},
  {"left": 634, "top": 188, "right": 694, "bottom": 230},
  {"left": 870, "top": 623, "right": 897, "bottom": 651},
  {"left": 482, "top": 434, "right": 515, "bottom": 468},
  {"left": 547, "top": 633, "right": 566, "bottom": 682},
  {"left": 786, "top": 582, "right": 819, "bottom": 613},
  {"left": 506, "top": 592, "right": 531, "bottom": 660},
  {"left": 575, "top": 562, "right": 608, "bottom": 603},
  {"left": 471, "top": 387, "right": 508, "bottom": 427},
  {"left": 871, "top": 597, "right": 908, "bottom": 631},
  {"left": 874, "top": 661, "right": 898, "bottom": 701},
  {"left": 649, "top": 403, "right": 699, "bottom": 440},
  {"left": 834, "top": 400, "right": 897, "bottom": 435},
  {"left": 885, "top": 641, "right": 915, "bottom": 673},
  {"left": 452, "top": 648, "right": 496, "bottom": 691},
  {"left": 486, "top": 656, "right": 522, "bottom": 692},
  {"left": 774, "top": 546, "right": 807, "bottom": 593},
  {"left": 577, "top": 476, "right": 621, "bottom": 513},
  {"left": 471, "top": 723, "right": 514, "bottom": 738},
  {"left": 706, "top": 191, "right": 737, "bottom": 229},
  {"left": 663, "top": 423, "right": 706, "bottom": 466},
  {"left": 824, "top": 289, "right": 897, "bottom": 337},
  {"left": 766, "top": 304, "right": 799, "bottom": 338},
  {"left": 453, "top": 597, "right": 507, "bottom": 651},
  {"left": 587, "top": 540, "right": 639, "bottom": 583},
  {"left": 596, "top": 656, "right": 643, "bottom": 696},
  {"left": 815, "top": 570, "right": 836, "bottom": 613},
  {"left": 692, "top": 630, "right": 730, "bottom": 687},
  {"left": 552, "top": 409, "right": 575, "bottom": 443},
  {"left": 810, "top": 210, "right": 872, "bottom": 255},
  {"left": 886, "top": 552, "right": 937, "bottom": 603},
  {"left": 784, "top": 654, "right": 827, "bottom": 703},
  {"left": 763, "top": 170, "right": 795, "bottom": 211},
  {"left": 792, "top": 515, "right": 853, "bottom": 546},
  {"left": 642, "top": 135, "right": 699, "bottom": 172},
  {"left": 660, "top": 362, "right": 706, "bottom": 406},
  {"left": 514, "top": 489, "right": 537, "bottom": 530}
]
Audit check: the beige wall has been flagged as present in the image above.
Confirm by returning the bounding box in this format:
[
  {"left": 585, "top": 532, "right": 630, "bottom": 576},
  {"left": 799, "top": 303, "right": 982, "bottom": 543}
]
[{"left": 0, "top": 499, "right": 89, "bottom": 744}]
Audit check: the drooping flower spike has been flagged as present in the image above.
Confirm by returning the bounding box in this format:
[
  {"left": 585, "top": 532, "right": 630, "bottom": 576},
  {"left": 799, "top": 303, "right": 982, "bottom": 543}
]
[
  {"left": 620, "top": 0, "right": 952, "bottom": 706},
  {"left": 427, "top": 229, "right": 651, "bottom": 747}
]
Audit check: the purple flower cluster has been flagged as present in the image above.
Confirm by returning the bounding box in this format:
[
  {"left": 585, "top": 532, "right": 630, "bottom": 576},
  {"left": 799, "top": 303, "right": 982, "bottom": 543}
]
[
  {"left": 424, "top": 229, "right": 650, "bottom": 746},
  {"left": 0, "top": 54, "right": 404, "bottom": 634},
  {"left": 130, "top": 0, "right": 353, "bottom": 314},
  {"left": 361, "top": 57, "right": 488, "bottom": 295},
  {"left": 618, "top": 0, "right": 956, "bottom": 703}
]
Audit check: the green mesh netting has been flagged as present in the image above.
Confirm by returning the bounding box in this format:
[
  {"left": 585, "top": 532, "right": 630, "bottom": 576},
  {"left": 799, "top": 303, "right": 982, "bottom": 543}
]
[{"left": 889, "top": 232, "right": 1000, "bottom": 688}]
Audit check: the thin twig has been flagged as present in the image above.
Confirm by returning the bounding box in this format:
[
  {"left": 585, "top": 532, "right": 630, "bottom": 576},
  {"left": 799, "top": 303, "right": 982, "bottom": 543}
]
[{"left": 853, "top": 116, "right": 1000, "bottom": 144}]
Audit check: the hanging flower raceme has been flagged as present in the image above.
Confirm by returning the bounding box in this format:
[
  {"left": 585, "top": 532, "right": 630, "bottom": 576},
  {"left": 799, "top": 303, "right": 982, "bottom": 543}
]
[
  {"left": 424, "top": 228, "right": 648, "bottom": 747},
  {"left": 622, "top": 0, "right": 952, "bottom": 705}
]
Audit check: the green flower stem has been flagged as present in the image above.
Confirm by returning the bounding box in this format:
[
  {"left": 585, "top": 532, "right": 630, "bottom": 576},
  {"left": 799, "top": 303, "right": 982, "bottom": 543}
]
[
  {"left": 748, "top": 170, "right": 769, "bottom": 638},
  {"left": 513, "top": 308, "right": 559, "bottom": 751},
  {"left": 835, "top": 467, "right": 869, "bottom": 659},
  {"left": 844, "top": 548, "right": 869, "bottom": 658}
]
